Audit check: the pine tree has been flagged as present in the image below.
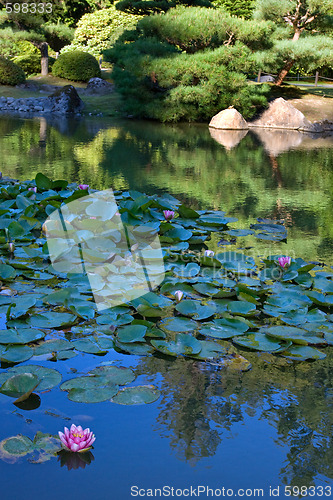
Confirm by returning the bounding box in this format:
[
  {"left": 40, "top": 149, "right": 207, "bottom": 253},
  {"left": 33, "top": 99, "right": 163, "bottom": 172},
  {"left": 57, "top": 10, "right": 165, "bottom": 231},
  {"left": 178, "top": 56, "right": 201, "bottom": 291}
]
[
  {"left": 0, "top": 1, "right": 73, "bottom": 75},
  {"left": 255, "top": 0, "right": 333, "bottom": 85},
  {"left": 115, "top": 0, "right": 212, "bottom": 16}
]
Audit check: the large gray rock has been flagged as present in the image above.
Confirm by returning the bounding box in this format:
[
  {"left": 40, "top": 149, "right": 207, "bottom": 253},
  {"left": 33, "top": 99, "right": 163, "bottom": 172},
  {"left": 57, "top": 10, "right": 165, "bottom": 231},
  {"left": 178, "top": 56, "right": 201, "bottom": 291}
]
[
  {"left": 209, "top": 107, "right": 248, "bottom": 130},
  {"left": 46, "top": 85, "right": 84, "bottom": 114},
  {"left": 250, "top": 97, "right": 314, "bottom": 131}
]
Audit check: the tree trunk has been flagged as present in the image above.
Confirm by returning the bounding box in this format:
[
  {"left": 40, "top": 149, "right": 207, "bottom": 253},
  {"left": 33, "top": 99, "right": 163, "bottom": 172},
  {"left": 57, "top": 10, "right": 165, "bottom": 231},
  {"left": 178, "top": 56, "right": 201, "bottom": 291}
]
[
  {"left": 275, "top": 29, "right": 301, "bottom": 86},
  {"left": 40, "top": 42, "right": 49, "bottom": 76},
  {"left": 275, "top": 59, "right": 295, "bottom": 86}
]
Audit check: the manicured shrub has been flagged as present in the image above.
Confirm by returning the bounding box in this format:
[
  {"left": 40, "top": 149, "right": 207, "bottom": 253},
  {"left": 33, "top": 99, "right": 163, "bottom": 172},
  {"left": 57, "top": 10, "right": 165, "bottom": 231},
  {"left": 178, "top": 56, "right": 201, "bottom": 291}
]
[
  {"left": 60, "top": 6, "right": 142, "bottom": 58},
  {"left": 13, "top": 55, "right": 56, "bottom": 76},
  {"left": 138, "top": 6, "right": 275, "bottom": 52},
  {"left": 52, "top": 51, "right": 101, "bottom": 82},
  {"left": 0, "top": 56, "right": 26, "bottom": 86}
]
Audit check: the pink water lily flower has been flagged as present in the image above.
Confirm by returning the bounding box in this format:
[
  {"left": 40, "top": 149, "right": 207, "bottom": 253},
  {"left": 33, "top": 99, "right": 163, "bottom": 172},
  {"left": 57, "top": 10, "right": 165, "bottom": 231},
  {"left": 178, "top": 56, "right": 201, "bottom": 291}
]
[
  {"left": 78, "top": 184, "right": 89, "bottom": 190},
  {"left": 174, "top": 290, "right": 184, "bottom": 302},
  {"left": 278, "top": 256, "right": 291, "bottom": 268},
  {"left": 59, "top": 424, "right": 96, "bottom": 453},
  {"left": 204, "top": 250, "right": 214, "bottom": 257},
  {"left": 163, "top": 210, "right": 175, "bottom": 221},
  {"left": 28, "top": 187, "right": 37, "bottom": 193}
]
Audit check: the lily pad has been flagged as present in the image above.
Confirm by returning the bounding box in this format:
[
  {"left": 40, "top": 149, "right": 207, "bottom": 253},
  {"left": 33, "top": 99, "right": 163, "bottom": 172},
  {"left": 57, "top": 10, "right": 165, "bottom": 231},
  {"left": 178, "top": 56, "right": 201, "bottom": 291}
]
[
  {"left": 151, "top": 333, "right": 201, "bottom": 356},
  {"left": 7, "top": 365, "right": 61, "bottom": 390},
  {"left": 0, "top": 345, "right": 33, "bottom": 363},
  {"left": 89, "top": 366, "right": 135, "bottom": 385},
  {"left": 0, "top": 373, "right": 40, "bottom": 402},
  {"left": 198, "top": 318, "right": 249, "bottom": 339},
  {"left": 262, "top": 326, "right": 326, "bottom": 346},
  {"left": 159, "top": 316, "right": 198, "bottom": 333},
  {"left": 67, "top": 386, "right": 119, "bottom": 403},
  {"left": 233, "top": 333, "right": 291, "bottom": 352},
  {"left": 280, "top": 345, "right": 326, "bottom": 361},
  {"left": 111, "top": 385, "right": 161, "bottom": 405},
  {"left": 0, "top": 328, "right": 45, "bottom": 345},
  {"left": 117, "top": 325, "right": 147, "bottom": 343}
]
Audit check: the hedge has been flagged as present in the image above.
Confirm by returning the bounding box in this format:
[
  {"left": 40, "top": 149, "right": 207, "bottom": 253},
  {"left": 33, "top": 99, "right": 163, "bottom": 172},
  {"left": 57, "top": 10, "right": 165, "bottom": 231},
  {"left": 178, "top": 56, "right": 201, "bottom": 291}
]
[
  {"left": 0, "top": 56, "right": 26, "bottom": 86},
  {"left": 52, "top": 51, "right": 101, "bottom": 82}
]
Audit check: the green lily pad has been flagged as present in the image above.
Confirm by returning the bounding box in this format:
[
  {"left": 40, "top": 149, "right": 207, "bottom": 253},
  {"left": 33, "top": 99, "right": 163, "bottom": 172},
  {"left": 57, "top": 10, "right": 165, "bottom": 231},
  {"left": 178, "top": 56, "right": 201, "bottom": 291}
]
[
  {"left": 7, "top": 365, "right": 61, "bottom": 390},
  {"left": 114, "top": 341, "right": 155, "bottom": 356},
  {"left": 198, "top": 318, "right": 249, "bottom": 339},
  {"left": 0, "top": 264, "right": 16, "bottom": 280},
  {"left": 60, "top": 375, "right": 116, "bottom": 391},
  {"left": 0, "top": 345, "right": 33, "bottom": 363},
  {"left": 0, "top": 435, "right": 34, "bottom": 457},
  {"left": 233, "top": 333, "right": 291, "bottom": 352},
  {"left": 280, "top": 345, "right": 326, "bottom": 361},
  {"left": 117, "top": 325, "right": 147, "bottom": 343},
  {"left": 67, "top": 385, "right": 119, "bottom": 403},
  {"left": 0, "top": 373, "right": 40, "bottom": 401},
  {"left": 72, "top": 338, "right": 108, "bottom": 355},
  {"left": 188, "top": 340, "right": 227, "bottom": 360},
  {"left": 159, "top": 316, "right": 198, "bottom": 333},
  {"left": 262, "top": 326, "right": 326, "bottom": 346},
  {"left": 151, "top": 333, "right": 201, "bottom": 356},
  {"left": 0, "top": 328, "right": 45, "bottom": 345},
  {"left": 227, "top": 301, "right": 257, "bottom": 316},
  {"left": 175, "top": 299, "right": 215, "bottom": 320},
  {"left": 33, "top": 339, "right": 73, "bottom": 356},
  {"left": 89, "top": 366, "right": 136, "bottom": 385},
  {"left": 111, "top": 385, "right": 161, "bottom": 405},
  {"left": 28, "top": 312, "right": 76, "bottom": 329}
]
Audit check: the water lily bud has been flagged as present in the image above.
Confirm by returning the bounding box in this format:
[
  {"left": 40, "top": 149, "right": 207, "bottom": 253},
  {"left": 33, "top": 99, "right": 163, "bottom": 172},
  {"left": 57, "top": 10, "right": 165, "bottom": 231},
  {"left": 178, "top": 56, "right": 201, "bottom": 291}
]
[
  {"left": 163, "top": 210, "right": 175, "bottom": 221},
  {"left": 78, "top": 184, "right": 89, "bottom": 191},
  {"left": 58, "top": 424, "right": 96, "bottom": 453},
  {"left": 174, "top": 290, "right": 184, "bottom": 302},
  {"left": 28, "top": 187, "right": 37, "bottom": 193},
  {"left": 204, "top": 250, "right": 214, "bottom": 257},
  {"left": 278, "top": 256, "right": 291, "bottom": 268},
  {"left": 8, "top": 242, "right": 15, "bottom": 253}
]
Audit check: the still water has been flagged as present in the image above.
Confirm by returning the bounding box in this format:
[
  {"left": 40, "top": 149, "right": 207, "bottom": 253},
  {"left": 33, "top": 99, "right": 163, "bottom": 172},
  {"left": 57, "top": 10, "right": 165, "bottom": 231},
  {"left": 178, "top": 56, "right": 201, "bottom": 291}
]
[{"left": 0, "top": 115, "right": 332, "bottom": 500}]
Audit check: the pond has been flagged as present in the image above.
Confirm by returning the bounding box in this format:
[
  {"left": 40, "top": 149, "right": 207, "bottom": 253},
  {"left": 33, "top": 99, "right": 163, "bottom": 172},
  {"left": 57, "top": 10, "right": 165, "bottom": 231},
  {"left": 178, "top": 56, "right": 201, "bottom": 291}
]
[{"left": 0, "top": 114, "right": 332, "bottom": 500}]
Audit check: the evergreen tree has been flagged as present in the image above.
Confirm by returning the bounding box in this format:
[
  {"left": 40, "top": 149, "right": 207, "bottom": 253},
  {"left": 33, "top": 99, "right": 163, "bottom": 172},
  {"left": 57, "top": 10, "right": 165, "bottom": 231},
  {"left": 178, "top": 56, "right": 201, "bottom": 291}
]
[
  {"left": 0, "top": 0, "right": 73, "bottom": 75},
  {"left": 255, "top": 0, "right": 333, "bottom": 85},
  {"left": 116, "top": 0, "right": 212, "bottom": 16},
  {"left": 212, "top": 0, "right": 255, "bottom": 19}
]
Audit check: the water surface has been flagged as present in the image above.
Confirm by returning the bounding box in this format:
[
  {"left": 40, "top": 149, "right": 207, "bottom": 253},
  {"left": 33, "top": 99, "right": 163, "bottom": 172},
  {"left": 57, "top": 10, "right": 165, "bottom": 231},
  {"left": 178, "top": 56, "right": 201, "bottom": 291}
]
[{"left": 0, "top": 115, "right": 332, "bottom": 499}]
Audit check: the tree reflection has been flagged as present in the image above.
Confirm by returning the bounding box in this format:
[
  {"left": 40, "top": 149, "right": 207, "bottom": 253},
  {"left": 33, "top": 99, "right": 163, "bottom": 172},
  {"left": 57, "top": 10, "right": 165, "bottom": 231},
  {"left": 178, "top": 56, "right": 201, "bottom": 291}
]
[{"left": 136, "top": 350, "right": 333, "bottom": 484}]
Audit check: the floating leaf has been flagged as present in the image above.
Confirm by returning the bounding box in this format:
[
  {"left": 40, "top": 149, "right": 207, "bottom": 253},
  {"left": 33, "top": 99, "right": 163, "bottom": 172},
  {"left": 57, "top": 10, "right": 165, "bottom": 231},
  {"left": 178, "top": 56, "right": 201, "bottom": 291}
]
[
  {"left": 7, "top": 365, "right": 61, "bottom": 390},
  {"left": 262, "top": 326, "right": 326, "bottom": 346},
  {"left": 67, "top": 386, "right": 118, "bottom": 403},
  {"left": 159, "top": 316, "right": 198, "bottom": 333},
  {"left": 0, "top": 264, "right": 16, "bottom": 280},
  {"left": 89, "top": 366, "right": 135, "bottom": 385},
  {"left": 233, "top": 333, "right": 291, "bottom": 352},
  {"left": 0, "top": 328, "right": 45, "bottom": 345},
  {"left": 117, "top": 325, "right": 147, "bottom": 343},
  {"left": 280, "top": 345, "right": 326, "bottom": 361},
  {"left": 0, "top": 345, "right": 33, "bottom": 363},
  {"left": 198, "top": 318, "right": 249, "bottom": 339},
  {"left": 111, "top": 385, "right": 161, "bottom": 405},
  {"left": 151, "top": 333, "right": 201, "bottom": 356},
  {"left": 0, "top": 373, "right": 39, "bottom": 402}
]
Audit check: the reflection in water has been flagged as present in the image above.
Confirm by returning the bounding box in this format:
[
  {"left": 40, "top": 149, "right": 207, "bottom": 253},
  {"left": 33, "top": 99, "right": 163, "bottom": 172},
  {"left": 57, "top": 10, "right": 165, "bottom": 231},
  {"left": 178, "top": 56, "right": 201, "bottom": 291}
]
[
  {"left": 58, "top": 450, "right": 95, "bottom": 470},
  {"left": 137, "top": 350, "right": 333, "bottom": 487},
  {"left": 209, "top": 128, "right": 248, "bottom": 150},
  {"left": 250, "top": 128, "right": 304, "bottom": 156},
  {"left": 1, "top": 115, "right": 332, "bottom": 263}
]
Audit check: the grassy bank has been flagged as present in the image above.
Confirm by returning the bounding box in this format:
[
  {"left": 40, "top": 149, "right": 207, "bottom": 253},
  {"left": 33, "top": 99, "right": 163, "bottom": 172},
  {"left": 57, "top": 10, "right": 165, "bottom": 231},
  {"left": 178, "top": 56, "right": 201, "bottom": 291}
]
[
  {"left": 0, "top": 75, "right": 332, "bottom": 121},
  {"left": 0, "top": 71, "right": 124, "bottom": 117}
]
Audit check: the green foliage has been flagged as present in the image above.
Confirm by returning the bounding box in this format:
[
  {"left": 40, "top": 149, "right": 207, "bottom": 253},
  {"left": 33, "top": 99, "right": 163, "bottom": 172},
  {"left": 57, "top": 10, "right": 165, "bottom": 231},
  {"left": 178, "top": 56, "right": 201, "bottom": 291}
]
[
  {"left": 13, "top": 54, "right": 56, "bottom": 75},
  {"left": 61, "top": 6, "right": 142, "bottom": 57},
  {"left": 52, "top": 50, "right": 101, "bottom": 81},
  {"left": 105, "top": 7, "right": 272, "bottom": 121},
  {"left": 212, "top": 0, "right": 255, "bottom": 18},
  {"left": 137, "top": 6, "right": 275, "bottom": 52},
  {"left": 0, "top": 56, "right": 25, "bottom": 85},
  {"left": 0, "top": 39, "right": 37, "bottom": 59},
  {"left": 116, "top": 0, "right": 213, "bottom": 16}
]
